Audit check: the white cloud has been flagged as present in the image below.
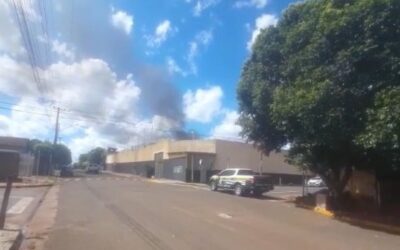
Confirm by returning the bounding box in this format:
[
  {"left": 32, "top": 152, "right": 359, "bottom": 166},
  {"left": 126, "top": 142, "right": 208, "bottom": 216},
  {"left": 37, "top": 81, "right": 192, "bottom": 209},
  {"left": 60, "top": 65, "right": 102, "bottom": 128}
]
[
  {"left": 195, "top": 30, "right": 213, "bottom": 46},
  {"left": 0, "top": 2, "right": 25, "bottom": 56},
  {"left": 212, "top": 110, "right": 242, "bottom": 140},
  {"left": 234, "top": 0, "right": 268, "bottom": 9},
  {"left": 146, "top": 20, "right": 173, "bottom": 48},
  {"left": 247, "top": 14, "right": 278, "bottom": 50},
  {"left": 193, "top": 0, "right": 219, "bottom": 16},
  {"left": 110, "top": 8, "right": 134, "bottom": 35},
  {"left": 0, "top": 55, "right": 183, "bottom": 159},
  {"left": 51, "top": 40, "right": 75, "bottom": 61},
  {"left": 166, "top": 57, "right": 187, "bottom": 76},
  {"left": 183, "top": 86, "right": 223, "bottom": 123},
  {"left": 186, "top": 29, "right": 213, "bottom": 75},
  {"left": 0, "top": 1, "right": 186, "bottom": 160},
  {"left": 187, "top": 42, "right": 199, "bottom": 74}
]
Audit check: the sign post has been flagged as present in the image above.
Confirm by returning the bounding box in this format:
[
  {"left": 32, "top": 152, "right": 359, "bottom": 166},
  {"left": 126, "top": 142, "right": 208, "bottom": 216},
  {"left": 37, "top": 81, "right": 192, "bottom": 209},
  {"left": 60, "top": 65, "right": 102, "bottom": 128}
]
[
  {"left": 0, "top": 150, "right": 20, "bottom": 229},
  {"left": 0, "top": 178, "right": 13, "bottom": 229}
]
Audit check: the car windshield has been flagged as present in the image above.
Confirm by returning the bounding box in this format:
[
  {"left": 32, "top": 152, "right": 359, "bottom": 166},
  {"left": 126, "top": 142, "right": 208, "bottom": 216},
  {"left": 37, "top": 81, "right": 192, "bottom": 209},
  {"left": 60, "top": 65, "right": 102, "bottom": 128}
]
[{"left": 237, "top": 170, "right": 255, "bottom": 175}]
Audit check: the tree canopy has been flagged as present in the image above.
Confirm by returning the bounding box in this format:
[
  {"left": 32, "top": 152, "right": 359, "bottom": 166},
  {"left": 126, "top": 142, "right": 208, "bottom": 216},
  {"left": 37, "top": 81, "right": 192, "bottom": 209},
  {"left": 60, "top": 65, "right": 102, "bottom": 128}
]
[
  {"left": 237, "top": 0, "right": 400, "bottom": 197},
  {"left": 79, "top": 147, "right": 106, "bottom": 167}
]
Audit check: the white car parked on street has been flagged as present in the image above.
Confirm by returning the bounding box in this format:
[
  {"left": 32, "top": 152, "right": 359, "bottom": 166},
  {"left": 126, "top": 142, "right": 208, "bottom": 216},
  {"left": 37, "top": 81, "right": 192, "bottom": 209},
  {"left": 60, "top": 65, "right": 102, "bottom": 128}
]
[{"left": 307, "top": 176, "right": 325, "bottom": 187}]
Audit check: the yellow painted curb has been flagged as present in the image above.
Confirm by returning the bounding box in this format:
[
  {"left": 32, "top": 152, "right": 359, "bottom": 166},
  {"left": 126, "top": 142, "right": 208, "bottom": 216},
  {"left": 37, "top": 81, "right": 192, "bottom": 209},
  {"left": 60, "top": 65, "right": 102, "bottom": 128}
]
[{"left": 313, "top": 207, "right": 334, "bottom": 218}]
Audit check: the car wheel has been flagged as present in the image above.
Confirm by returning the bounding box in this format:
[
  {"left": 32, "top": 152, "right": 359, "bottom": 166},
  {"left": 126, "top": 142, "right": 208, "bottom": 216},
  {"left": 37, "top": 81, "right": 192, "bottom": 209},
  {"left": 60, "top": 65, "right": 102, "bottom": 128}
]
[
  {"left": 210, "top": 181, "right": 218, "bottom": 191},
  {"left": 234, "top": 184, "right": 243, "bottom": 196},
  {"left": 253, "top": 190, "right": 263, "bottom": 197}
]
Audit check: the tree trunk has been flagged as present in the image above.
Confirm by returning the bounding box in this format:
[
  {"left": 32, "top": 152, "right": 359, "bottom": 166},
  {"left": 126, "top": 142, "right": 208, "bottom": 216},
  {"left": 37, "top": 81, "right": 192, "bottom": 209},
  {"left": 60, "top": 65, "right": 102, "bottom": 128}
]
[{"left": 321, "top": 166, "right": 352, "bottom": 210}]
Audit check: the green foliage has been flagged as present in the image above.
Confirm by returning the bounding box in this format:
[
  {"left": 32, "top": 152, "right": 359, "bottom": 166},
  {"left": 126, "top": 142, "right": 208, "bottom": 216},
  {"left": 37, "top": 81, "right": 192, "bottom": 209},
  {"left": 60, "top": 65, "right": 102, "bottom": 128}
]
[
  {"left": 29, "top": 139, "right": 72, "bottom": 173},
  {"left": 79, "top": 147, "right": 106, "bottom": 166},
  {"left": 78, "top": 153, "right": 88, "bottom": 164},
  {"left": 237, "top": 0, "right": 400, "bottom": 197},
  {"left": 52, "top": 144, "right": 72, "bottom": 167},
  {"left": 88, "top": 147, "right": 106, "bottom": 165}
]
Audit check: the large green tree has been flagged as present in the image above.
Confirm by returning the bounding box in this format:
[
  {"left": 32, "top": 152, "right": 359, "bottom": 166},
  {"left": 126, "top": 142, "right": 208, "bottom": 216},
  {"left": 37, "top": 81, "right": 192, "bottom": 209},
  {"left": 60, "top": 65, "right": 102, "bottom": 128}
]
[
  {"left": 52, "top": 144, "right": 72, "bottom": 167},
  {"left": 30, "top": 140, "right": 72, "bottom": 173},
  {"left": 237, "top": 0, "right": 400, "bottom": 200},
  {"left": 79, "top": 147, "right": 106, "bottom": 167},
  {"left": 88, "top": 147, "right": 106, "bottom": 166}
]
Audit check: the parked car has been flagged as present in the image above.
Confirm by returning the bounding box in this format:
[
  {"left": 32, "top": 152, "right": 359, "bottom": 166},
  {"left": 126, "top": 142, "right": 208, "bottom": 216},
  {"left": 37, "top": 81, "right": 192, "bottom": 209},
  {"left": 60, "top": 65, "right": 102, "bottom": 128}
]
[
  {"left": 60, "top": 166, "right": 74, "bottom": 177},
  {"left": 86, "top": 164, "right": 100, "bottom": 174},
  {"left": 307, "top": 176, "right": 325, "bottom": 187},
  {"left": 209, "top": 168, "right": 274, "bottom": 197}
]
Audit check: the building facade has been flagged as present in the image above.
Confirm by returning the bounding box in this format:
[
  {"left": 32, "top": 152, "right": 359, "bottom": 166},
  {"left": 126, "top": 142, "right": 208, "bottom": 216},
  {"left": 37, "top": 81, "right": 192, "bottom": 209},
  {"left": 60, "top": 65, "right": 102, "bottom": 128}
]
[{"left": 106, "top": 139, "right": 304, "bottom": 185}]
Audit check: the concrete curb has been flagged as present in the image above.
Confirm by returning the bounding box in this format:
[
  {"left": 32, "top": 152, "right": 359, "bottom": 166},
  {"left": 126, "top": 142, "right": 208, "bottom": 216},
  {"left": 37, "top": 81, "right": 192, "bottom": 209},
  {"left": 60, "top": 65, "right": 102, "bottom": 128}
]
[
  {"left": 335, "top": 215, "right": 400, "bottom": 235},
  {"left": 296, "top": 202, "right": 400, "bottom": 235},
  {"left": 147, "top": 179, "right": 209, "bottom": 190},
  {"left": 101, "top": 171, "right": 139, "bottom": 179},
  {"left": 0, "top": 182, "right": 54, "bottom": 188}
]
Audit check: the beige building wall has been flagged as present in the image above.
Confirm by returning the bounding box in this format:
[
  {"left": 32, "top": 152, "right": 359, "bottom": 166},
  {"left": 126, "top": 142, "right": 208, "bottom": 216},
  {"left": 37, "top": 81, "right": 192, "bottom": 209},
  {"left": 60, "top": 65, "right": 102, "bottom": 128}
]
[
  {"left": 214, "top": 140, "right": 301, "bottom": 175},
  {"left": 107, "top": 139, "right": 301, "bottom": 176},
  {"left": 106, "top": 139, "right": 215, "bottom": 164}
]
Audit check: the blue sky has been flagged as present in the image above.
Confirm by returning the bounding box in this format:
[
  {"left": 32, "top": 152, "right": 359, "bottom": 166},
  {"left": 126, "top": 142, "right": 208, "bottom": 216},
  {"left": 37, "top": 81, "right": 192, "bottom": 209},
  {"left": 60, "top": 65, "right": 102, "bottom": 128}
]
[{"left": 0, "top": 0, "right": 298, "bottom": 158}]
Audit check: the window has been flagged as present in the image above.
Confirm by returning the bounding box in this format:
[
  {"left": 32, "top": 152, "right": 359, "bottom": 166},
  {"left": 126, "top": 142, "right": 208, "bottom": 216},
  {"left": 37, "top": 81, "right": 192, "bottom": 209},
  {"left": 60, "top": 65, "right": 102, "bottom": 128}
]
[
  {"left": 219, "top": 170, "right": 235, "bottom": 176},
  {"left": 237, "top": 170, "right": 255, "bottom": 176}
]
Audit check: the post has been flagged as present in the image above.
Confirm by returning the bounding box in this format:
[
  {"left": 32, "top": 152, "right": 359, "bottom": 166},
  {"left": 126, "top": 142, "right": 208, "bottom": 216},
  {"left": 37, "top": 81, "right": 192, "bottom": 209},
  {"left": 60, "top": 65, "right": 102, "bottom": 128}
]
[
  {"left": 191, "top": 153, "right": 194, "bottom": 183},
  {"left": 190, "top": 131, "right": 194, "bottom": 183},
  {"left": 302, "top": 170, "right": 305, "bottom": 196},
  {"left": 53, "top": 107, "right": 60, "bottom": 145},
  {"left": 0, "top": 178, "right": 13, "bottom": 229},
  {"left": 36, "top": 149, "right": 41, "bottom": 176}
]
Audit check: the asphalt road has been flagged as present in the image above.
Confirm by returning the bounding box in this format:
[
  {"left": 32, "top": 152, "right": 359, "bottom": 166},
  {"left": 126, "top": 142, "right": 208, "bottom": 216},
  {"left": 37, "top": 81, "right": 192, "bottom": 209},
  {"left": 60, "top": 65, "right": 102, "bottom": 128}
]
[{"left": 43, "top": 175, "right": 400, "bottom": 250}]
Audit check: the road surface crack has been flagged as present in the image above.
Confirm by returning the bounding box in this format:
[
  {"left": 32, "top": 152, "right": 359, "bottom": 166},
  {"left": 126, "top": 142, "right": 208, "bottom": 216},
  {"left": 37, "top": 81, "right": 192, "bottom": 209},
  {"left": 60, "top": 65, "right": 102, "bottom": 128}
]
[{"left": 84, "top": 182, "right": 171, "bottom": 250}]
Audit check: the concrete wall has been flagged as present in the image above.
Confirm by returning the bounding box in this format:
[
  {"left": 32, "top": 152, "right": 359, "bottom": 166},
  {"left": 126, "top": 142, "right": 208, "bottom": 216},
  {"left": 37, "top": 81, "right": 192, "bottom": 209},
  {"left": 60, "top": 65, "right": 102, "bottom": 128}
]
[
  {"left": 214, "top": 140, "right": 301, "bottom": 175},
  {"left": 168, "top": 140, "right": 215, "bottom": 154},
  {"left": 106, "top": 139, "right": 215, "bottom": 164},
  {"left": 0, "top": 137, "right": 29, "bottom": 151},
  {"left": 18, "top": 153, "right": 35, "bottom": 177},
  {"left": 106, "top": 139, "right": 303, "bottom": 182},
  {"left": 163, "top": 157, "right": 187, "bottom": 182},
  {"left": 113, "top": 161, "right": 155, "bottom": 177}
]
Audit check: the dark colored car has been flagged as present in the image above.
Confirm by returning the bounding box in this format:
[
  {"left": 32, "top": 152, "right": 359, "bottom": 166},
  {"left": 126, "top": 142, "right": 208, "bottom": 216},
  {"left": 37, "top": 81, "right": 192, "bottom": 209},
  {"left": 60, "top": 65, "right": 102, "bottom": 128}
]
[{"left": 60, "top": 166, "right": 74, "bottom": 177}]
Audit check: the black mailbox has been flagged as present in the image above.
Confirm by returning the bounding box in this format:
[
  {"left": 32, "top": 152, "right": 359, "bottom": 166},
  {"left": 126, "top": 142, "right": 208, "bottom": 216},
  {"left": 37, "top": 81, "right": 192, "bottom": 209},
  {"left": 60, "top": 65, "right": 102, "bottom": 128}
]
[{"left": 0, "top": 150, "right": 20, "bottom": 178}]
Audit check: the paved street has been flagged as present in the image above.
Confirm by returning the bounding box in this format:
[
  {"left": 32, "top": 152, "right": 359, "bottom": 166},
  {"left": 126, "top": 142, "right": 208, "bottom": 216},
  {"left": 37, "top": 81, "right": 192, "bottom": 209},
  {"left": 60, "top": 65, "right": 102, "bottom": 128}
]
[{"left": 43, "top": 175, "right": 400, "bottom": 250}]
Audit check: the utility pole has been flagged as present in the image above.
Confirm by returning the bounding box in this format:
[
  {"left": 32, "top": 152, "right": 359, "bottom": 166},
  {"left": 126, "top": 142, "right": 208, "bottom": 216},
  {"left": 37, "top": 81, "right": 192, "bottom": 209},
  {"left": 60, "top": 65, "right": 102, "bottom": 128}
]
[
  {"left": 36, "top": 149, "right": 41, "bottom": 176},
  {"left": 53, "top": 107, "right": 60, "bottom": 145},
  {"left": 191, "top": 130, "right": 195, "bottom": 183},
  {"left": 49, "top": 107, "right": 60, "bottom": 176}
]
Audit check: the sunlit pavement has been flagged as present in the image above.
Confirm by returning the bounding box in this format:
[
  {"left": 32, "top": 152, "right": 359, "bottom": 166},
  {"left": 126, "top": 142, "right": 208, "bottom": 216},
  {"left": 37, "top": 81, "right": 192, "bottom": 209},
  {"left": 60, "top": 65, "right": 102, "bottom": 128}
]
[
  {"left": 43, "top": 175, "right": 400, "bottom": 250},
  {"left": 0, "top": 186, "right": 48, "bottom": 229}
]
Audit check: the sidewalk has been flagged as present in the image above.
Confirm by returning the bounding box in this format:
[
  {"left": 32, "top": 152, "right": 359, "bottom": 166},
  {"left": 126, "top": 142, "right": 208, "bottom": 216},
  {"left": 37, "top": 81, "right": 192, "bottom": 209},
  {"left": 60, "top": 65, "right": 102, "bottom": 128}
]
[
  {"left": 148, "top": 178, "right": 209, "bottom": 190},
  {"left": 101, "top": 170, "right": 143, "bottom": 179},
  {"left": 0, "top": 177, "right": 54, "bottom": 188},
  {"left": 0, "top": 229, "right": 22, "bottom": 250}
]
